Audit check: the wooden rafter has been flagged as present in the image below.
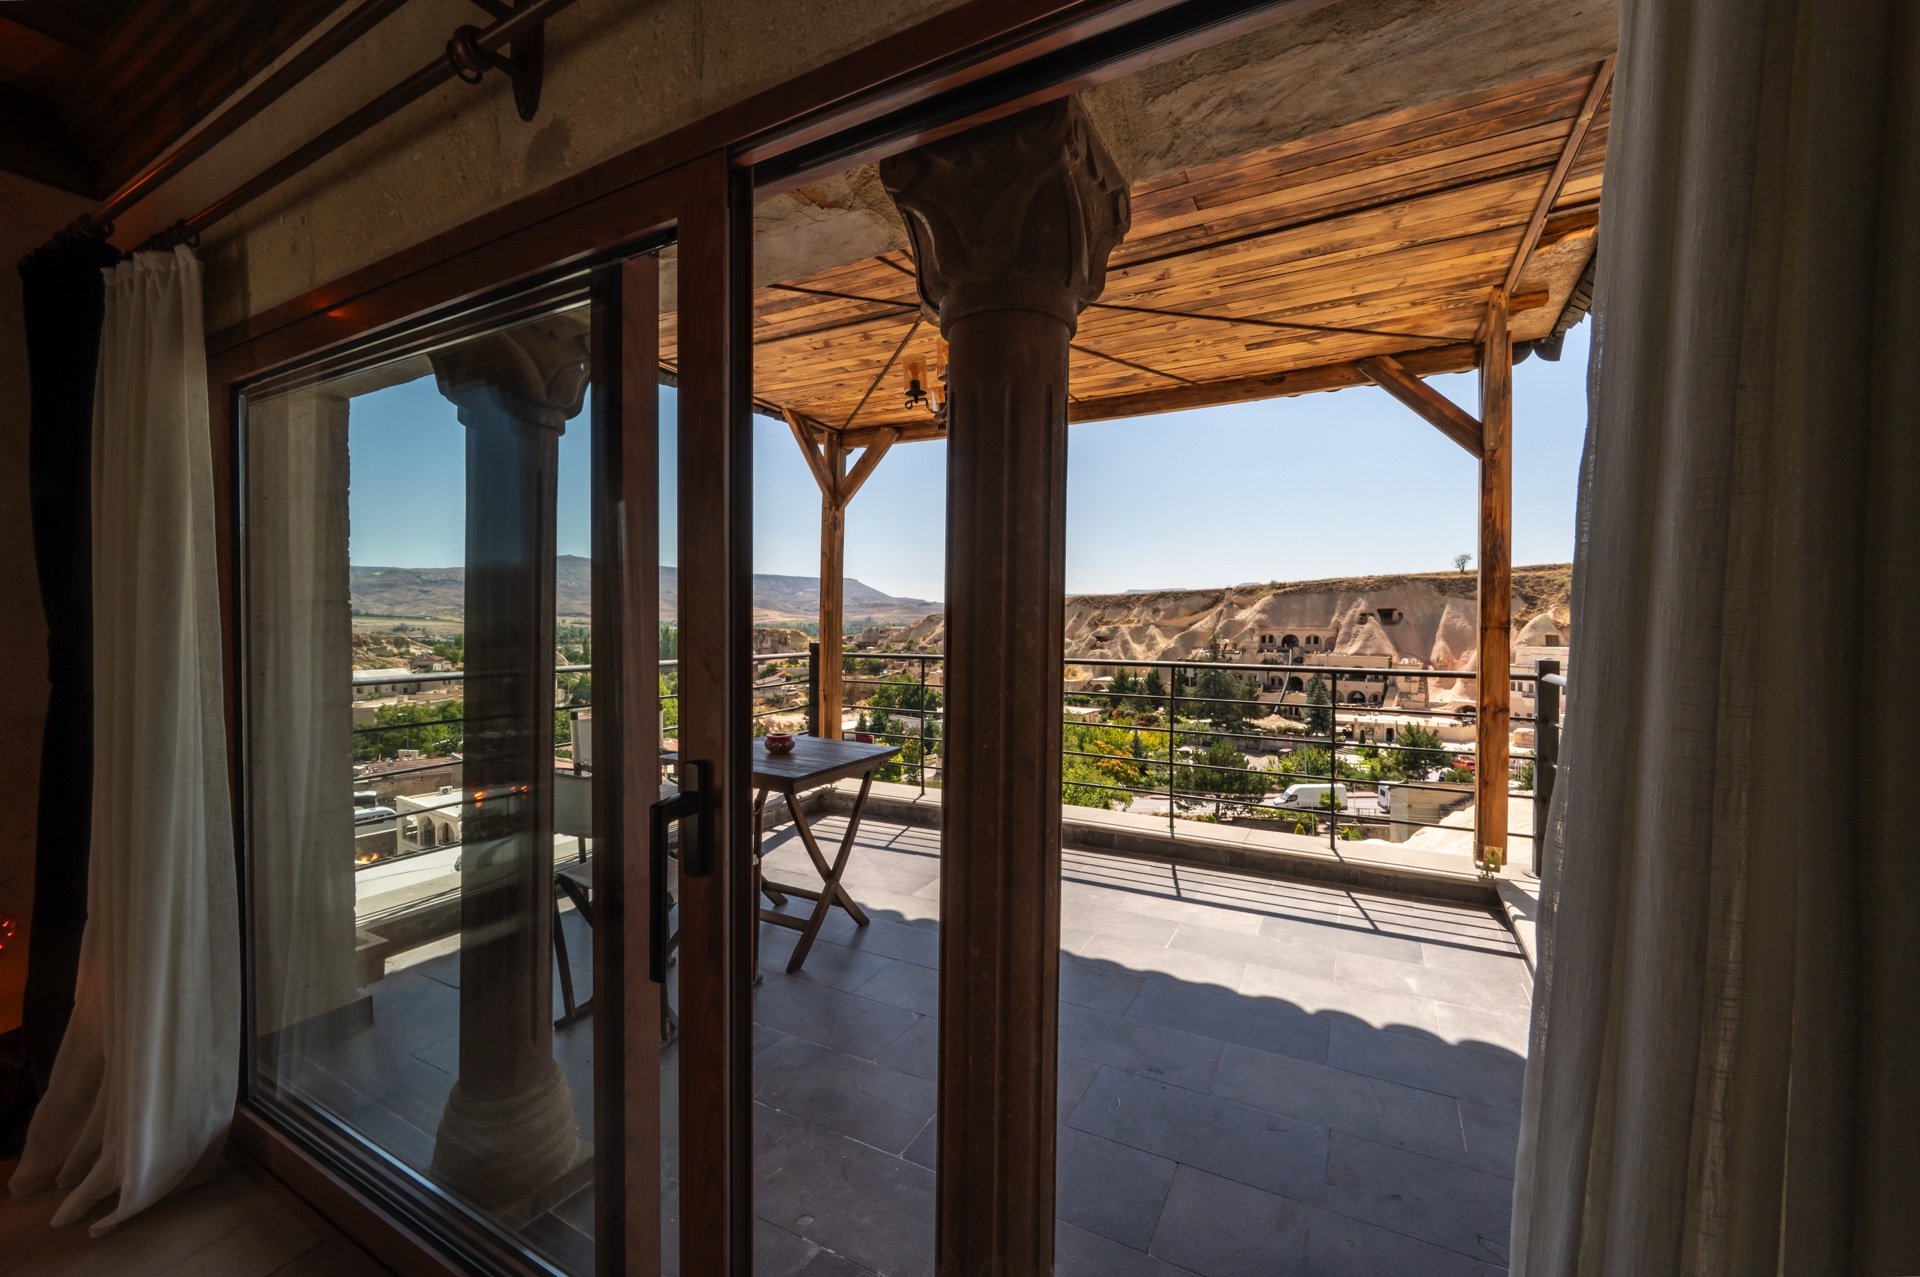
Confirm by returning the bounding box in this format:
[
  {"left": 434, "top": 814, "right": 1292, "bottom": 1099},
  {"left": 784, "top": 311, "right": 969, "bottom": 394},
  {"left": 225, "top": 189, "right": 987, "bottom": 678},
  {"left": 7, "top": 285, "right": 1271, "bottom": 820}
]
[
  {"left": 842, "top": 315, "right": 921, "bottom": 430},
  {"left": 1501, "top": 57, "right": 1614, "bottom": 295},
  {"left": 1071, "top": 342, "right": 1195, "bottom": 386},
  {"left": 713, "top": 65, "right": 1610, "bottom": 438}
]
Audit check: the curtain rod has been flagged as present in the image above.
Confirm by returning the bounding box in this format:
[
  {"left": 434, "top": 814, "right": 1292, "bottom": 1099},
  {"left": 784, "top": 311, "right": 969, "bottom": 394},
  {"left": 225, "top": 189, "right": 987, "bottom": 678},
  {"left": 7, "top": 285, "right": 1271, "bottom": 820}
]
[
  {"left": 46, "top": 0, "right": 581, "bottom": 255},
  {"left": 96, "top": 0, "right": 417, "bottom": 231}
]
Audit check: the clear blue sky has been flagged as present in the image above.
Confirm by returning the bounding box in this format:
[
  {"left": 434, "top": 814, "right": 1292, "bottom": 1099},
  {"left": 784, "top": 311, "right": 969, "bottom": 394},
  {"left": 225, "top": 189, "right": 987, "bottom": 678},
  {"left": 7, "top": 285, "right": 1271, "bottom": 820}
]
[{"left": 345, "top": 319, "right": 1591, "bottom": 600}]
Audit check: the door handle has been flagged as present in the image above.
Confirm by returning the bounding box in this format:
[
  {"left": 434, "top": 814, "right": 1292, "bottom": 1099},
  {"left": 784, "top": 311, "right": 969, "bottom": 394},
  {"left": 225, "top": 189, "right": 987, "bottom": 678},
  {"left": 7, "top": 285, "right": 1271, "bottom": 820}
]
[{"left": 648, "top": 759, "right": 710, "bottom": 983}]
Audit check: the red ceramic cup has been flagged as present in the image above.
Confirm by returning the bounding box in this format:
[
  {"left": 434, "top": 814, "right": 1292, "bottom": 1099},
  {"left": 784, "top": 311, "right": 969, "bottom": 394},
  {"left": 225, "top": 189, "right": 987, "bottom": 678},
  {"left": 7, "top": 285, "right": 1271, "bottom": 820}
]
[{"left": 764, "top": 731, "right": 795, "bottom": 754}]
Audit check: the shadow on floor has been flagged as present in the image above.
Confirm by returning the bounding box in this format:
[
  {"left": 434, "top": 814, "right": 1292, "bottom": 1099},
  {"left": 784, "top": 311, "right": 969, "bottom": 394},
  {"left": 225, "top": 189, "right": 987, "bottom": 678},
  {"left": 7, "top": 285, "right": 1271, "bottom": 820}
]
[
  {"left": 746, "top": 820, "right": 1529, "bottom": 1277},
  {"left": 260, "top": 817, "right": 1529, "bottom": 1277}
]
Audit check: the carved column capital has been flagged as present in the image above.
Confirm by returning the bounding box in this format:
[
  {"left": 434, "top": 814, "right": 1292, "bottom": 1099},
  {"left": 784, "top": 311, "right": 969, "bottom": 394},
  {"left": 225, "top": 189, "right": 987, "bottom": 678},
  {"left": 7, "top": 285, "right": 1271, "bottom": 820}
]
[
  {"left": 430, "top": 314, "right": 591, "bottom": 431},
  {"left": 880, "top": 98, "right": 1130, "bottom": 334}
]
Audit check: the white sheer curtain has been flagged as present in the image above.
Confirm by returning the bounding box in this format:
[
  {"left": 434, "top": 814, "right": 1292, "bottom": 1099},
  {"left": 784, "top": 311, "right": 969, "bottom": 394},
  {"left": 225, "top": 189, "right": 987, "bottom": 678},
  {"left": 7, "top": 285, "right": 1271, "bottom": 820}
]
[
  {"left": 9, "top": 247, "right": 239, "bottom": 1236},
  {"left": 1512, "top": 0, "right": 1920, "bottom": 1273},
  {"left": 244, "top": 388, "right": 358, "bottom": 1041}
]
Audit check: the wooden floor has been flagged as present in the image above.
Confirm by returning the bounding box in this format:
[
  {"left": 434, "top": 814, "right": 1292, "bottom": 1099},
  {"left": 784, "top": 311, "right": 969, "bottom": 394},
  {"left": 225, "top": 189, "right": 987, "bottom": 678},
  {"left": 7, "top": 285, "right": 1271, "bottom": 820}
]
[{"left": 0, "top": 1158, "right": 359, "bottom": 1277}]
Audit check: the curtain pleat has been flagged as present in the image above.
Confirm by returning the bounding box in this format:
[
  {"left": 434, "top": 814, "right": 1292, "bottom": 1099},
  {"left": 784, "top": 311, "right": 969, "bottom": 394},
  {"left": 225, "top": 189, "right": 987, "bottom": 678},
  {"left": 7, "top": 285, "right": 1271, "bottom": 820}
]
[
  {"left": 1511, "top": 0, "right": 1920, "bottom": 1272},
  {"left": 8, "top": 247, "right": 239, "bottom": 1237}
]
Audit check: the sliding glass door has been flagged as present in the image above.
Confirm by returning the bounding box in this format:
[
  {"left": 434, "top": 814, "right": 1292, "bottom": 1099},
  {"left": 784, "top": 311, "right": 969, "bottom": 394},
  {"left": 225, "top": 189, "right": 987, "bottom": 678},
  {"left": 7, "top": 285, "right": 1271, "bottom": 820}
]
[{"left": 233, "top": 156, "right": 752, "bottom": 1276}]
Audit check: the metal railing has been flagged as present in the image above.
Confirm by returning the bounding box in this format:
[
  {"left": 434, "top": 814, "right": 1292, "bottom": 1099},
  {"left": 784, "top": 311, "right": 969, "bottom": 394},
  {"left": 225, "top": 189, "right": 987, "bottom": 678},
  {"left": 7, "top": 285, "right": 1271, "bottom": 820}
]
[
  {"left": 347, "top": 646, "right": 1565, "bottom": 870},
  {"left": 826, "top": 646, "right": 1565, "bottom": 859}
]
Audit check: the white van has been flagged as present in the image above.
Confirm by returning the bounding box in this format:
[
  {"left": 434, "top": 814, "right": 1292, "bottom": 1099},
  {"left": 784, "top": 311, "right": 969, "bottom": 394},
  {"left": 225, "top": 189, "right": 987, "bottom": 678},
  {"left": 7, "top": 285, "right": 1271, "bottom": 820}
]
[{"left": 1278, "top": 783, "right": 1347, "bottom": 809}]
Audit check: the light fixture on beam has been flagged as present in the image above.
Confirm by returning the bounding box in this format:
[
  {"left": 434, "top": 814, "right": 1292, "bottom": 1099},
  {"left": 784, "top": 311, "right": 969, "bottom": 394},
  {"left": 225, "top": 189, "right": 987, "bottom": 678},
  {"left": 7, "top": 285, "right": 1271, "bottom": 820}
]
[{"left": 902, "top": 353, "right": 930, "bottom": 409}]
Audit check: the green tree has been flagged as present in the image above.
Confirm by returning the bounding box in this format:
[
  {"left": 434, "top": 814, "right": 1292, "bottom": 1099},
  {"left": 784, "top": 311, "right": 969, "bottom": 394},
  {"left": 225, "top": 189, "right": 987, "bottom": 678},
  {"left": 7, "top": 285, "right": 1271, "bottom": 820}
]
[
  {"left": 868, "top": 675, "right": 940, "bottom": 713},
  {"left": 1191, "top": 667, "right": 1258, "bottom": 730},
  {"left": 1176, "top": 738, "right": 1266, "bottom": 816},
  {"left": 660, "top": 673, "right": 680, "bottom": 738},
  {"left": 1391, "top": 723, "right": 1445, "bottom": 780},
  {"left": 1304, "top": 674, "right": 1332, "bottom": 736},
  {"left": 1062, "top": 722, "right": 1170, "bottom": 810},
  {"left": 354, "top": 701, "right": 464, "bottom": 762},
  {"left": 1142, "top": 667, "right": 1167, "bottom": 710}
]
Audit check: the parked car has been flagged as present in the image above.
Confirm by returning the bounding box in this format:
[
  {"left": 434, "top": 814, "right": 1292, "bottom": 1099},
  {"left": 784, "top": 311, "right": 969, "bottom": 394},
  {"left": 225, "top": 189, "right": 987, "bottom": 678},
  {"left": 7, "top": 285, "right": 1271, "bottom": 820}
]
[{"left": 354, "top": 805, "right": 397, "bottom": 825}]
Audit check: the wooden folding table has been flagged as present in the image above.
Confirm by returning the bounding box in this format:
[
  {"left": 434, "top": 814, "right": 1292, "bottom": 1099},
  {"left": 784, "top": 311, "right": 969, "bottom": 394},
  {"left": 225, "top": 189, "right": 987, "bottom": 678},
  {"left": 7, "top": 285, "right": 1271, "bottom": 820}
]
[{"left": 751, "top": 735, "right": 900, "bottom": 974}]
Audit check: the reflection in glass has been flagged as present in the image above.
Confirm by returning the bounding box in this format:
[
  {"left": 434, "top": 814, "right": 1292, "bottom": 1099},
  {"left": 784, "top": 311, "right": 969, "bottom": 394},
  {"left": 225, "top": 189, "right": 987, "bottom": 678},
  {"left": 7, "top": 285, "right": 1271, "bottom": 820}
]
[{"left": 244, "top": 303, "right": 602, "bottom": 1272}]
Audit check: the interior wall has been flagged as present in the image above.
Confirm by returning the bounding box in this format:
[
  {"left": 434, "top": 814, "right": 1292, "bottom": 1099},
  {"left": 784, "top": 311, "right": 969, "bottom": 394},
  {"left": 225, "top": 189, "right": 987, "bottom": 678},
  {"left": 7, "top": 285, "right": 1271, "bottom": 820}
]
[{"left": 0, "top": 173, "right": 96, "bottom": 1034}]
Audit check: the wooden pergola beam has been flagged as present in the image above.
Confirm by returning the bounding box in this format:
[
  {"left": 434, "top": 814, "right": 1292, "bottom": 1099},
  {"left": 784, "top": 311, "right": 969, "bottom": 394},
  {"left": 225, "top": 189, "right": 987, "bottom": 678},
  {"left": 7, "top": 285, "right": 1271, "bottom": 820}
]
[
  {"left": 1063, "top": 342, "right": 1480, "bottom": 423},
  {"left": 1502, "top": 57, "right": 1614, "bottom": 295},
  {"left": 1357, "top": 355, "right": 1483, "bottom": 457},
  {"left": 838, "top": 421, "right": 946, "bottom": 448}
]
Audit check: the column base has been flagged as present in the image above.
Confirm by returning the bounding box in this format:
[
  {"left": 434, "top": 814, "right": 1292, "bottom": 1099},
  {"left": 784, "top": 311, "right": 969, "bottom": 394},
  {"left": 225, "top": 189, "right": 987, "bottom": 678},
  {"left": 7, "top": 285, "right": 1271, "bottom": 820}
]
[{"left": 431, "top": 1056, "right": 589, "bottom": 1228}]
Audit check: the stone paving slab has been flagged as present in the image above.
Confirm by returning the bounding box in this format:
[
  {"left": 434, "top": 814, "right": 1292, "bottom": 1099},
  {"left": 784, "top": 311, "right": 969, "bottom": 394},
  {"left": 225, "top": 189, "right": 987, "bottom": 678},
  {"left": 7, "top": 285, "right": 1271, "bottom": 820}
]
[{"left": 290, "top": 815, "right": 1531, "bottom": 1277}]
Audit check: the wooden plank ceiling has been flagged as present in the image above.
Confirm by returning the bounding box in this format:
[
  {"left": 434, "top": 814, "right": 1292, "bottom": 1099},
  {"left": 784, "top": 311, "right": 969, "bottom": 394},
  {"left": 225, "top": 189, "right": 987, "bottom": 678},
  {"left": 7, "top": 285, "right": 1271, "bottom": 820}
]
[
  {"left": 667, "top": 62, "right": 1608, "bottom": 448},
  {"left": 0, "top": 0, "right": 342, "bottom": 197}
]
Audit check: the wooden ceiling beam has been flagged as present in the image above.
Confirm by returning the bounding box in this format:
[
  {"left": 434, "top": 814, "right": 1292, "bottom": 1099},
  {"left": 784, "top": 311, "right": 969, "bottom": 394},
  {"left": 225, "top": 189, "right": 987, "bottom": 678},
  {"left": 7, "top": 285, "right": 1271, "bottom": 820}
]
[
  {"left": 1357, "top": 355, "right": 1483, "bottom": 457},
  {"left": 1063, "top": 343, "right": 1480, "bottom": 424},
  {"left": 1502, "top": 57, "right": 1614, "bottom": 295},
  {"left": 1, "top": 0, "right": 127, "bottom": 51},
  {"left": 840, "top": 422, "right": 946, "bottom": 449},
  {"left": 0, "top": 83, "right": 97, "bottom": 195}
]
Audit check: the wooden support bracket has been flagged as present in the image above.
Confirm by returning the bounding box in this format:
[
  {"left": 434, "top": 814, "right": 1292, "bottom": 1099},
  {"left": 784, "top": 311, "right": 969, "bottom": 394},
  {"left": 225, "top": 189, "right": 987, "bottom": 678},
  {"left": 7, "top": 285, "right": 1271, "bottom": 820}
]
[
  {"left": 837, "top": 428, "right": 897, "bottom": 506},
  {"left": 1357, "top": 355, "right": 1483, "bottom": 457},
  {"left": 783, "top": 406, "right": 836, "bottom": 499}
]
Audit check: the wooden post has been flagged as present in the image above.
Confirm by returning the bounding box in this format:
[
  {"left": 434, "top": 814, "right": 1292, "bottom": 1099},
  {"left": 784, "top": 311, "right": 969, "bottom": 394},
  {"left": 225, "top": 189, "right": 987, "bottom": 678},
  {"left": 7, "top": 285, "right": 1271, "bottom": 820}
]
[
  {"left": 819, "top": 435, "right": 846, "bottom": 738},
  {"left": 783, "top": 408, "right": 879, "bottom": 742},
  {"left": 1475, "top": 291, "right": 1513, "bottom": 872},
  {"left": 882, "top": 97, "right": 1128, "bottom": 1277}
]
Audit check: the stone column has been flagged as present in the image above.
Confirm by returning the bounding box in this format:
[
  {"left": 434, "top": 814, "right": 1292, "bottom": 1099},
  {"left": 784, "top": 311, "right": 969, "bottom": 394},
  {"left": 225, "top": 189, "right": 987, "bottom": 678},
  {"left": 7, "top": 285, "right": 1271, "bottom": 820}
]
[
  {"left": 427, "top": 315, "right": 590, "bottom": 1222},
  {"left": 881, "top": 98, "right": 1129, "bottom": 1277}
]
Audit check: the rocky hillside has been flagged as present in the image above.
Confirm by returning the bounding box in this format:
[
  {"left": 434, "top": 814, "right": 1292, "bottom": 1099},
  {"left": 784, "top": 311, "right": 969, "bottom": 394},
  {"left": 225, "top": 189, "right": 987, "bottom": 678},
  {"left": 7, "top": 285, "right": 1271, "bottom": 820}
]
[
  {"left": 879, "top": 566, "right": 1571, "bottom": 669},
  {"left": 349, "top": 632, "right": 442, "bottom": 669}
]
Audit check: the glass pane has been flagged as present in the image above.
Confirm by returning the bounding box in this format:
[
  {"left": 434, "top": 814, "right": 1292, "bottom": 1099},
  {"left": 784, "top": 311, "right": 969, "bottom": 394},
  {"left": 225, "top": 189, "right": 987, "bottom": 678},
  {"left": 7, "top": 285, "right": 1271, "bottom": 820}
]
[{"left": 243, "top": 299, "right": 607, "bottom": 1272}]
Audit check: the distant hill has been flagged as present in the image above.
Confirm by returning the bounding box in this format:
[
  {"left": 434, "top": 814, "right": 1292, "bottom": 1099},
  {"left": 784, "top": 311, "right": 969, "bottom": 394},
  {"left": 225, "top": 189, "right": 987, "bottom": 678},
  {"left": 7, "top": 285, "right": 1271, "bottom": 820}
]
[
  {"left": 348, "top": 557, "right": 940, "bottom": 625},
  {"left": 882, "top": 566, "right": 1573, "bottom": 671}
]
